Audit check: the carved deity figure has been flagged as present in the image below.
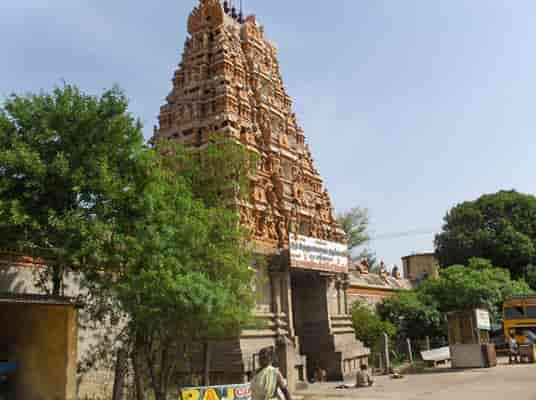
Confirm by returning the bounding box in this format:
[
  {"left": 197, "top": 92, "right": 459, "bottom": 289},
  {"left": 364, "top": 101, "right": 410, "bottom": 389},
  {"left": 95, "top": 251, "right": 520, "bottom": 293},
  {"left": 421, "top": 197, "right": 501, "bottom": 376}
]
[
  {"left": 265, "top": 183, "right": 279, "bottom": 211},
  {"left": 310, "top": 222, "right": 319, "bottom": 239},
  {"left": 255, "top": 212, "right": 265, "bottom": 238},
  {"left": 379, "top": 261, "right": 388, "bottom": 277},
  {"left": 265, "top": 213, "right": 278, "bottom": 241},
  {"left": 392, "top": 265, "right": 401, "bottom": 279},
  {"left": 277, "top": 218, "right": 288, "bottom": 244},
  {"left": 263, "top": 155, "right": 272, "bottom": 173},
  {"left": 240, "top": 207, "right": 255, "bottom": 234},
  {"left": 357, "top": 259, "right": 369, "bottom": 274}
]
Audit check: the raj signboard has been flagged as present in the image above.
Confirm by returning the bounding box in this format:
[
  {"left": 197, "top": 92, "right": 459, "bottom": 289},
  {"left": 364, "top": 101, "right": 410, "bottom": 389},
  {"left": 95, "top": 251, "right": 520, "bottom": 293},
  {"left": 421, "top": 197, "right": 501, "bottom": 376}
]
[
  {"left": 289, "top": 233, "right": 349, "bottom": 273},
  {"left": 180, "top": 384, "right": 251, "bottom": 400},
  {"left": 475, "top": 309, "right": 491, "bottom": 331}
]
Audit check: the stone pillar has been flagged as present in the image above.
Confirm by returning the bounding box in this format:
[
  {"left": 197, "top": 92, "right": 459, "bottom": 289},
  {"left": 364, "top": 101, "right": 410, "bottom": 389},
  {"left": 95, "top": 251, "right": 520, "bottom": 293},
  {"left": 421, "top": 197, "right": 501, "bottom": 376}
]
[
  {"left": 406, "top": 338, "right": 413, "bottom": 364},
  {"left": 343, "top": 278, "right": 349, "bottom": 315},
  {"left": 336, "top": 279, "right": 342, "bottom": 315},
  {"left": 325, "top": 275, "right": 335, "bottom": 331},
  {"left": 271, "top": 273, "right": 282, "bottom": 316},
  {"left": 280, "top": 271, "right": 295, "bottom": 337},
  {"left": 276, "top": 336, "right": 296, "bottom": 393},
  {"left": 273, "top": 271, "right": 297, "bottom": 392}
]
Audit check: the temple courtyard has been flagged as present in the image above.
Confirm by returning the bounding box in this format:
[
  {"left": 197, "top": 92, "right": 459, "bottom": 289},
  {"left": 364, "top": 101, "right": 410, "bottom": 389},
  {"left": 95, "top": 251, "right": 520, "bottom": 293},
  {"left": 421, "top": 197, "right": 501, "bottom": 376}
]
[{"left": 298, "top": 359, "right": 536, "bottom": 400}]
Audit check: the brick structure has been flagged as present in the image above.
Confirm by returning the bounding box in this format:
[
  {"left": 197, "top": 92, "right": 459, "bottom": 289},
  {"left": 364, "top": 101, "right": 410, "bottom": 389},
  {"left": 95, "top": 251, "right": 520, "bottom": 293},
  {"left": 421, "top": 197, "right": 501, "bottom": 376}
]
[
  {"left": 153, "top": 0, "right": 368, "bottom": 384},
  {"left": 402, "top": 252, "right": 439, "bottom": 282}
]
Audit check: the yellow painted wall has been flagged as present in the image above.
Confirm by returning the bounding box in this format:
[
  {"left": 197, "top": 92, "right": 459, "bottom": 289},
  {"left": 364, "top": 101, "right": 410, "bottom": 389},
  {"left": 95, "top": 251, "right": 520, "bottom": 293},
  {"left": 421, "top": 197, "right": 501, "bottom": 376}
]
[{"left": 0, "top": 303, "right": 77, "bottom": 400}]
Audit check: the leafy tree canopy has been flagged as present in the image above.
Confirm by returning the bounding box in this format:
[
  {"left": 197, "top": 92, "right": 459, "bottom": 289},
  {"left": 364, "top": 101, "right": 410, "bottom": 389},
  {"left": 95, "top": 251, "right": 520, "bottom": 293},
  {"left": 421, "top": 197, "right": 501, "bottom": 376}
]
[
  {"left": 337, "top": 207, "right": 369, "bottom": 250},
  {"left": 381, "top": 258, "right": 532, "bottom": 340},
  {"left": 380, "top": 290, "right": 444, "bottom": 340},
  {"left": 351, "top": 300, "right": 396, "bottom": 350},
  {"left": 337, "top": 207, "right": 378, "bottom": 265},
  {"left": 524, "top": 264, "right": 536, "bottom": 292},
  {"left": 419, "top": 258, "right": 532, "bottom": 320},
  {"left": 0, "top": 85, "right": 257, "bottom": 399},
  {"left": 435, "top": 190, "right": 536, "bottom": 278},
  {"left": 86, "top": 138, "right": 257, "bottom": 399},
  {"left": 0, "top": 84, "right": 144, "bottom": 294}
]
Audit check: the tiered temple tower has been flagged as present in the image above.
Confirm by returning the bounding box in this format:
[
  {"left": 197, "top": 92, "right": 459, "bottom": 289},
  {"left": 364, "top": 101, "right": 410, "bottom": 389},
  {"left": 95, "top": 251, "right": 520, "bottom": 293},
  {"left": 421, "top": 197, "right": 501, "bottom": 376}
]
[{"left": 153, "top": 0, "right": 368, "bottom": 385}]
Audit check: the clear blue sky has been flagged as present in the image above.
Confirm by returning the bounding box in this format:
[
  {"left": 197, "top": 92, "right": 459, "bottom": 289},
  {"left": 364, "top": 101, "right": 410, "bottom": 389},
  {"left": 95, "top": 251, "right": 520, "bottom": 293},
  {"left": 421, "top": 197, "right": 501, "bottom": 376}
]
[{"left": 3, "top": 1, "right": 536, "bottom": 269}]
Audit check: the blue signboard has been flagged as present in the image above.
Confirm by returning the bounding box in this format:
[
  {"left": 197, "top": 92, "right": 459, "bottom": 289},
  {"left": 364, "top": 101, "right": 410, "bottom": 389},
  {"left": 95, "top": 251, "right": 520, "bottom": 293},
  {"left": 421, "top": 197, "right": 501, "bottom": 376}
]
[{"left": 180, "top": 383, "right": 251, "bottom": 400}]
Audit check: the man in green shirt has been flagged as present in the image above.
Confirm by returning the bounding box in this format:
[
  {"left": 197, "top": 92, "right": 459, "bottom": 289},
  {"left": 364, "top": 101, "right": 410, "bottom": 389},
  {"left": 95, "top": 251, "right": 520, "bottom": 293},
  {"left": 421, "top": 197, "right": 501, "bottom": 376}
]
[{"left": 251, "top": 347, "right": 292, "bottom": 400}]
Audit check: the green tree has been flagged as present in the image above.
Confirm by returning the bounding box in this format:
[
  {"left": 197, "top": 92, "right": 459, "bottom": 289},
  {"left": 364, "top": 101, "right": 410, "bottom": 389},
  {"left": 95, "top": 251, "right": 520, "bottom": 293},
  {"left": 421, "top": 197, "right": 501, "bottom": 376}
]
[
  {"left": 86, "top": 139, "right": 257, "bottom": 400},
  {"left": 381, "top": 258, "right": 532, "bottom": 341},
  {"left": 420, "top": 258, "right": 532, "bottom": 320},
  {"left": 435, "top": 190, "right": 536, "bottom": 278},
  {"left": 0, "top": 84, "right": 144, "bottom": 295},
  {"left": 380, "top": 291, "right": 443, "bottom": 340},
  {"left": 351, "top": 300, "right": 396, "bottom": 360},
  {"left": 337, "top": 207, "right": 377, "bottom": 264},
  {"left": 524, "top": 264, "right": 536, "bottom": 291},
  {"left": 337, "top": 207, "right": 369, "bottom": 250},
  {"left": 0, "top": 85, "right": 257, "bottom": 399}
]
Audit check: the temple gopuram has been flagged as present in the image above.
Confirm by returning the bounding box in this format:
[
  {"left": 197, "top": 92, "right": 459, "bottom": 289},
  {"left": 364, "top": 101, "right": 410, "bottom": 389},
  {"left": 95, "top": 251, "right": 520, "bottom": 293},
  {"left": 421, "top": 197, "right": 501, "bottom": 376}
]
[{"left": 152, "top": 0, "right": 368, "bottom": 385}]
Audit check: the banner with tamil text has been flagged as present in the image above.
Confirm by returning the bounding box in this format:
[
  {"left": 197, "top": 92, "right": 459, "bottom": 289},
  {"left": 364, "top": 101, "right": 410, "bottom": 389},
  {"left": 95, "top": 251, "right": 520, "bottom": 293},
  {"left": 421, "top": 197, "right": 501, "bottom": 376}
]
[{"left": 289, "top": 233, "right": 349, "bottom": 273}]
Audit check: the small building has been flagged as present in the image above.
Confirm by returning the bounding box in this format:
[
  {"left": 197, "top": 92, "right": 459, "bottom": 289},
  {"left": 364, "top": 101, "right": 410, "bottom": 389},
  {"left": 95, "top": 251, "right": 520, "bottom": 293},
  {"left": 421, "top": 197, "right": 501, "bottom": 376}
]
[
  {"left": 0, "top": 250, "right": 116, "bottom": 399},
  {"left": 402, "top": 252, "right": 439, "bottom": 282},
  {"left": 0, "top": 293, "right": 78, "bottom": 400}
]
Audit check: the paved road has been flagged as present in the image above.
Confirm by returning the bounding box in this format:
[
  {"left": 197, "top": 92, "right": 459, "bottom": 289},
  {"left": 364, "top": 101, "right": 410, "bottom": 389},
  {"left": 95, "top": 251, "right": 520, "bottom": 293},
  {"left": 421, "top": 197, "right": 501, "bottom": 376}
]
[{"left": 298, "top": 361, "right": 536, "bottom": 400}]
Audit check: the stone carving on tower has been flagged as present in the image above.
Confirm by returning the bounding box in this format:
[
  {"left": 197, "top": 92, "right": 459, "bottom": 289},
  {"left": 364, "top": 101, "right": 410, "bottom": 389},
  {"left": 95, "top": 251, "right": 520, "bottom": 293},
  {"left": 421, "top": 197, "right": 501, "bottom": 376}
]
[{"left": 153, "top": 0, "right": 346, "bottom": 250}]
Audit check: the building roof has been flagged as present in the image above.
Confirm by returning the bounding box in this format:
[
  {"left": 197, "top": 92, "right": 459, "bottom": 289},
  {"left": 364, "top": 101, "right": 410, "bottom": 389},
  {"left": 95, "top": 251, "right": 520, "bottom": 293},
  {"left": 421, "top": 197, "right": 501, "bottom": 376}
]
[
  {"left": 401, "top": 252, "right": 436, "bottom": 260},
  {"left": 348, "top": 270, "right": 413, "bottom": 291},
  {"left": 0, "top": 292, "right": 78, "bottom": 307}
]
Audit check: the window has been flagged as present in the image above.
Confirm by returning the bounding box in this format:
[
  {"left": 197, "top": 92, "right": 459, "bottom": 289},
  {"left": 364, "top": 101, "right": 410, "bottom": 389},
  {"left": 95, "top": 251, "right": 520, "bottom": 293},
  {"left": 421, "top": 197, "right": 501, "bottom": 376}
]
[
  {"left": 526, "top": 306, "right": 536, "bottom": 318},
  {"left": 505, "top": 306, "right": 525, "bottom": 319}
]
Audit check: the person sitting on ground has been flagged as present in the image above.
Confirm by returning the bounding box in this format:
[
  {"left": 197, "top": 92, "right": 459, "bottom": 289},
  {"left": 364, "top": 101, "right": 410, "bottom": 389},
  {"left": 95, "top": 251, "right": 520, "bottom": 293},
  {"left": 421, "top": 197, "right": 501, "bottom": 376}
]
[
  {"left": 509, "top": 330, "right": 520, "bottom": 364},
  {"left": 355, "top": 363, "right": 374, "bottom": 387},
  {"left": 313, "top": 366, "right": 327, "bottom": 382},
  {"left": 251, "top": 347, "right": 292, "bottom": 400}
]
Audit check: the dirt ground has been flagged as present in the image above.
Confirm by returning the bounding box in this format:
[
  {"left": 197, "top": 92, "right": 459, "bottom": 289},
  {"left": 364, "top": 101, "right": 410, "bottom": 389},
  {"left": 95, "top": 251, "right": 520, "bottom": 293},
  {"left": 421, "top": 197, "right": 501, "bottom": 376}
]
[{"left": 297, "top": 358, "right": 536, "bottom": 400}]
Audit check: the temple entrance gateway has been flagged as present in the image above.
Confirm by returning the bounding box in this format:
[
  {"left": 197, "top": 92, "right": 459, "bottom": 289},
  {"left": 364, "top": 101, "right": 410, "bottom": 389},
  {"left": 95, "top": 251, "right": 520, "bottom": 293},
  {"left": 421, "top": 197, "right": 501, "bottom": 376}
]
[
  {"left": 288, "top": 235, "right": 368, "bottom": 380},
  {"left": 291, "top": 272, "right": 331, "bottom": 379}
]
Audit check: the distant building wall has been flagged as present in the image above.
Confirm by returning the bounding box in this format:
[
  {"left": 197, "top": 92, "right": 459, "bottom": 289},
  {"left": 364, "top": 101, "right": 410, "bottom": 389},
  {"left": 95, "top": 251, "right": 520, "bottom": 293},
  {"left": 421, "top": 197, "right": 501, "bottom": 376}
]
[{"left": 402, "top": 253, "right": 439, "bottom": 282}]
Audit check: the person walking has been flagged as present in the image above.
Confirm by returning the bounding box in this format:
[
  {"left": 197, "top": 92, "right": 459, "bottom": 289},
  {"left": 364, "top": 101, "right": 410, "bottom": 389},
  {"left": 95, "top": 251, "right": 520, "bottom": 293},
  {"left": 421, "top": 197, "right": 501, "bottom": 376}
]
[
  {"left": 509, "top": 330, "right": 520, "bottom": 364},
  {"left": 251, "top": 347, "right": 292, "bottom": 400}
]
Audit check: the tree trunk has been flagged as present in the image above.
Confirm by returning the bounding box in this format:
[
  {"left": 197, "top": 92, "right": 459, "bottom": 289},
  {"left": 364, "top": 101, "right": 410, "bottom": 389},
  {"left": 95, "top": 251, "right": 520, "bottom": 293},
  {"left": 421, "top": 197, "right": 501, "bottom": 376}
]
[
  {"left": 52, "top": 265, "right": 63, "bottom": 296},
  {"left": 112, "top": 347, "right": 128, "bottom": 400},
  {"left": 203, "top": 341, "right": 211, "bottom": 386},
  {"left": 132, "top": 350, "right": 145, "bottom": 400},
  {"left": 132, "top": 333, "right": 145, "bottom": 400}
]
